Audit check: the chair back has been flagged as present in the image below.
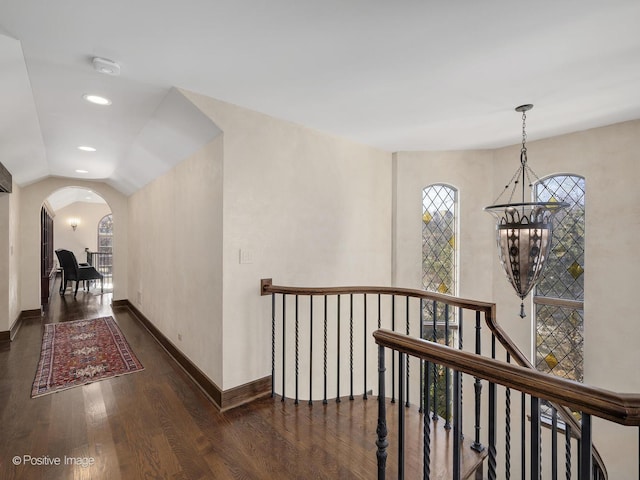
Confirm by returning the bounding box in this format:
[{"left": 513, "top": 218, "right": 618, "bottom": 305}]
[{"left": 55, "top": 249, "right": 80, "bottom": 281}]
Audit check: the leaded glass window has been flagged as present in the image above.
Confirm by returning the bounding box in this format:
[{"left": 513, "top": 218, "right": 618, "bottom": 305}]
[
  {"left": 422, "top": 184, "right": 458, "bottom": 419},
  {"left": 534, "top": 175, "right": 585, "bottom": 382},
  {"left": 98, "top": 214, "right": 113, "bottom": 254},
  {"left": 422, "top": 184, "right": 457, "bottom": 295},
  {"left": 96, "top": 214, "right": 113, "bottom": 287}
]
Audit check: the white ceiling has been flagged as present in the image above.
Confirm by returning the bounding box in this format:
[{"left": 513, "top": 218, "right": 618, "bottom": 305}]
[{"left": 1, "top": 1, "right": 639, "bottom": 195}]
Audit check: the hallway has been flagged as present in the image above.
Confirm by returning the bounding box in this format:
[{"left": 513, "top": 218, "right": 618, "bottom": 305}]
[
  {"left": 1, "top": 286, "right": 229, "bottom": 479},
  {"left": 1, "top": 281, "right": 451, "bottom": 479}
]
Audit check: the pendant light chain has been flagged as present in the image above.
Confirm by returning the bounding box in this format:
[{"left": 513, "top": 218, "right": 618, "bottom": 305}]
[
  {"left": 492, "top": 105, "right": 547, "bottom": 205},
  {"left": 521, "top": 108, "right": 556, "bottom": 201},
  {"left": 518, "top": 108, "right": 537, "bottom": 202},
  {"left": 521, "top": 109, "right": 528, "bottom": 166}
]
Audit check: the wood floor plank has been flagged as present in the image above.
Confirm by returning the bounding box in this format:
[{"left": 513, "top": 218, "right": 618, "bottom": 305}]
[{"left": 82, "top": 383, "right": 121, "bottom": 480}]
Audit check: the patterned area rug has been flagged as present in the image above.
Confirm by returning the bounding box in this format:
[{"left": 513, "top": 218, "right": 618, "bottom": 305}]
[{"left": 31, "top": 316, "right": 144, "bottom": 398}]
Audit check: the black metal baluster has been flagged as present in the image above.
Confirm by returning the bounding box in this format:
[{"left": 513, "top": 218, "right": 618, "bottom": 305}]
[
  {"left": 337, "top": 294, "right": 341, "bottom": 403},
  {"left": 505, "top": 352, "right": 511, "bottom": 480},
  {"left": 323, "top": 295, "right": 328, "bottom": 405},
  {"left": 391, "top": 295, "right": 396, "bottom": 404},
  {"left": 565, "top": 423, "right": 572, "bottom": 480},
  {"left": 271, "top": 292, "right": 275, "bottom": 397},
  {"left": 458, "top": 307, "right": 463, "bottom": 435},
  {"left": 419, "top": 298, "right": 424, "bottom": 414},
  {"left": 282, "top": 293, "right": 286, "bottom": 402},
  {"left": 309, "top": 295, "right": 313, "bottom": 406},
  {"left": 578, "top": 438, "right": 582, "bottom": 480},
  {"left": 423, "top": 356, "right": 432, "bottom": 479},
  {"left": 364, "top": 294, "right": 368, "bottom": 400},
  {"left": 471, "top": 311, "right": 483, "bottom": 452},
  {"left": 377, "top": 294, "right": 381, "bottom": 402},
  {"left": 350, "top": 294, "right": 354, "bottom": 401},
  {"left": 398, "top": 351, "right": 405, "bottom": 479},
  {"left": 405, "top": 296, "right": 410, "bottom": 408},
  {"left": 377, "top": 345, "right": 388, "bottom": 480},
  {"left": 552, "top": 405, "right": 558, "bottom": 480},
  {"left": 432, "top": 301, "right": 438, "bottom": 421},
  {"left": 295, "top": 295, "right": 299, "bottom": 405},
  {"left": 531, "top": 396, "right": 541, "bottom": 480},
  {"left": 488, "top": 335, "right": 497, "bottom": 480},
  {"left": 444, "top": 303, "right": 451, "bottom": 429},
  {"left": 521, "top": 392, "right": 526, "bottom": 480},
  {"left": 453, "top": 367, "right": 462, "bottom": 480},
  {"left": 580, "top": 413, "right": 592, "bottom": 480}
]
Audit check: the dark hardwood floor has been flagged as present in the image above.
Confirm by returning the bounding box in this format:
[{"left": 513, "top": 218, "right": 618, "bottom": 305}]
[{"left": 0, "top": 280, "right": 485, "bottom": 479}]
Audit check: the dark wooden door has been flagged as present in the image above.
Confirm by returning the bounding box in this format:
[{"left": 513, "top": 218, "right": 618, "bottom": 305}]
[{"left": 40, "top": 206, "right": 55, "bottom": 305}]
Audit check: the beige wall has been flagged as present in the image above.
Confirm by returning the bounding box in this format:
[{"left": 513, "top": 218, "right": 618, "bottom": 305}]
[
  {"left": 20, "top": 179, "right": 128, "bottom": 310},
  {"left": 178, "top": 91, "right": 393, "bottom": 391},
  {"left": 54, "top": 201, "right": 111, "bottom": 263},
  {"left": 128, "top": 135, "right": 224, "bottom": 386}
]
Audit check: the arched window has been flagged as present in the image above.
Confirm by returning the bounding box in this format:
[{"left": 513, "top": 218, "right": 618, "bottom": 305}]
[
  {"left": 98, "top": 214, "right": 113, "bottom": 254},
  {"left": 422, "top": 184, "right": 457, "bottom": 295},
  {"left": 534, "top": 175, "right": 585, "bottom": 382},
  {"left": 96, "top": 214, "right": 113, "bottom": 286},
  {"left": 422, "top": 184, "right": 458, "bottom": 419}
]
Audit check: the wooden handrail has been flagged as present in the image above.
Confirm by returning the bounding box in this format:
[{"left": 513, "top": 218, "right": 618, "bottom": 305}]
[
  {"left": 261, "top": 278, "right": 495, "bottom": 312},
  {"left": 374, "top": 329, "right": 640, "bottom": 427}
]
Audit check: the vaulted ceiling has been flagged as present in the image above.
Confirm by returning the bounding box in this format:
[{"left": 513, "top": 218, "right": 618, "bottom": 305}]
[{"left": 1, "top": 1, "right": 639, "bottom": 195}]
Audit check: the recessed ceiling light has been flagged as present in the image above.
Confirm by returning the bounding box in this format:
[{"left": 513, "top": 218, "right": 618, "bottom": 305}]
[
  {"left": 77, "top": 145, "right": 96, "bottom": 152},
  {"left": 75, "top": 169, "right": 89, "bottom": 174},
  {"left": 82, "top": 94, "right": 112, "bottom": 106}
]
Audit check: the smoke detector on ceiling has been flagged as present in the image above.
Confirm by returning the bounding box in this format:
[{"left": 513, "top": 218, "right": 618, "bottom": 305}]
[{"left": 92, "top": 57, "right": 120, "bottom": 76}]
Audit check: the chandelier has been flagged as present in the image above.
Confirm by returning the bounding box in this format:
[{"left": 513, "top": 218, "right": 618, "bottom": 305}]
[{"left": 485, "top": 105, "right": 567, "bottom": 318}]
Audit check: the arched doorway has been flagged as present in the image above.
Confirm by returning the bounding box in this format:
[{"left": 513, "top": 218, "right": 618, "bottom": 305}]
[{"left": 41, "top": 187, "right": 114, "bottom": 304}]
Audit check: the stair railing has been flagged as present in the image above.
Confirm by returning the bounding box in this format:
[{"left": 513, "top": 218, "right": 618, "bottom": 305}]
[
  {"left": 375, "top": 330, "right": 640, "bottom": 479},
  {"left": 261, "top": 279, "right": 609, "bottom": 479}
]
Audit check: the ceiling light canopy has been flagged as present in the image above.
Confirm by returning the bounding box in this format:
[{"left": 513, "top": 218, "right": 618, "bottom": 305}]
[
  {"left": 82, "top": 94, "right": 112, "bottom": 106},
  {"left": 77, "top": 145, "right": 96, "bottom": 152},
  {"left": 92, "top": 57, "right": 120, "bottom": 76}
]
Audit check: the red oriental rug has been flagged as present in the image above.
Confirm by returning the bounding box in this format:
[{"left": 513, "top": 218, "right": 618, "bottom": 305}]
[{"left": 31, "top": 316, "right": 144, "bottom": 398}]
